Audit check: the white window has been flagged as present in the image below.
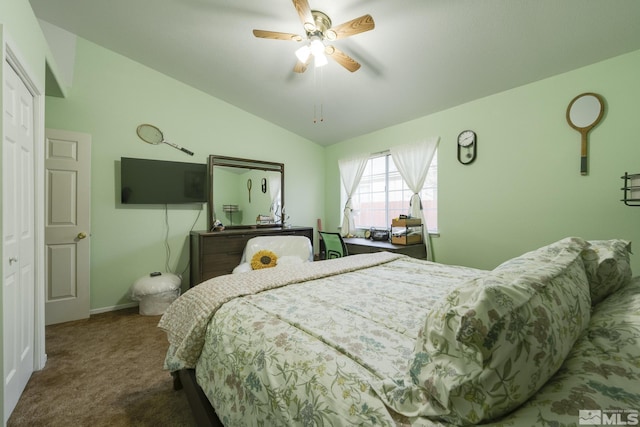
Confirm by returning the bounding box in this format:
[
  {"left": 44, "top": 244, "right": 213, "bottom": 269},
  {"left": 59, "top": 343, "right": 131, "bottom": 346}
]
[{"left": 350, "top": 151, "right": 438, "bottom": 233}]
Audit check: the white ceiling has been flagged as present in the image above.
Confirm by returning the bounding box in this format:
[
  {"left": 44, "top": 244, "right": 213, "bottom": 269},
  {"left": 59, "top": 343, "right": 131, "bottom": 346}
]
[{"left": 29, "top": 0, "right": 640, "bottom": 146}]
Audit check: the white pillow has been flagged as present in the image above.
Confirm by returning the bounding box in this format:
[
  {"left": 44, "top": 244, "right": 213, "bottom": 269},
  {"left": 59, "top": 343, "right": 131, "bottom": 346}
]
[
  {"left": 276, "top": 255, "right": 304, "bottom": 266},
  {"left": 231, "top": 263, "right": 252, "bottom": 274}
]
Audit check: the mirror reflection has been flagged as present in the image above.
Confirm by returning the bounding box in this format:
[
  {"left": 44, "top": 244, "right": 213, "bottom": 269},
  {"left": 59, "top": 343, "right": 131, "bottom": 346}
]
[
  {"left": 208, "top": 155, "right": 284, "bottom": 230},
  {"left": 568, "top": 93, "right": 604, "bottom": 129}
]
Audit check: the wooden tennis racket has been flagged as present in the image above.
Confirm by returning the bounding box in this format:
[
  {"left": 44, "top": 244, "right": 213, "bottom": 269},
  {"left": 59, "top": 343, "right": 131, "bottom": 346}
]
[
  {"left": 566, "top": 93, "right": 604, "bottom": 175},
  {"left": 136, "top": 124, "right": 194, "bottom": 156}
]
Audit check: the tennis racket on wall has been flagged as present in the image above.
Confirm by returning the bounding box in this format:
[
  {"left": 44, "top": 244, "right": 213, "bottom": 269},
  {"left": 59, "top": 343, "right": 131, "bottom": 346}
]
[{"left": 136, "top": 124, "right": 194, "bottom": 156}]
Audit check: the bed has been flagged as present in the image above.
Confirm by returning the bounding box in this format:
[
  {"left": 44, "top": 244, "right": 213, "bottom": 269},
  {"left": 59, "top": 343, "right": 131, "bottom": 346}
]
[{"left": 158, "top": 237, "right": 640, "bottom": 426}]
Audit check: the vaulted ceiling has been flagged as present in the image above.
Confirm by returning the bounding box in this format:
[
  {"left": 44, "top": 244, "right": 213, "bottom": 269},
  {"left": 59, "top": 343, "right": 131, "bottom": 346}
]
[{"left": 29, "top": 0, "right": 640, "bottom": 146}]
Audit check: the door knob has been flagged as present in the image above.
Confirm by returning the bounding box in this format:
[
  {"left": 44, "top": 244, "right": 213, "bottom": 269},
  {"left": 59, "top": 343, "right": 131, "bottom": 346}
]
[
  {"left": 77, "top": 232, "right": 87, "bottom": 240},
  {"left": 9, "top": 257, "right": 18, "bottom": 264}
]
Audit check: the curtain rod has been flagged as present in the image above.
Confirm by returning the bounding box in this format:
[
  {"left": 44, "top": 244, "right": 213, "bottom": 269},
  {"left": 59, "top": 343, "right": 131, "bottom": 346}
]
[{"left": 370, "top": 149, "right": 390, "bottom": 156}]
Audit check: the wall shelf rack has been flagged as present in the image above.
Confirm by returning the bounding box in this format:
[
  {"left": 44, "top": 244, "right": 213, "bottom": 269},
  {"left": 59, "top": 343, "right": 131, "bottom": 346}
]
[{"left": 621, "top": 172, "right": 640, "bottom": 206}]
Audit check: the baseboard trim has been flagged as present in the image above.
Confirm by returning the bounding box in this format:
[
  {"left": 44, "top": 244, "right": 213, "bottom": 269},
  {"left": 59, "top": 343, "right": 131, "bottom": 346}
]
[{"left": 90, "top": 302, "right": 138, "bottom": 315}]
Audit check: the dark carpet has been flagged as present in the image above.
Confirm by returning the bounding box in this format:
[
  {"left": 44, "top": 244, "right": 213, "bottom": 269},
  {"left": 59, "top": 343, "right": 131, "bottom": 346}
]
[{"left": 7, "top": 307, "right": 196, "bottom": 427}]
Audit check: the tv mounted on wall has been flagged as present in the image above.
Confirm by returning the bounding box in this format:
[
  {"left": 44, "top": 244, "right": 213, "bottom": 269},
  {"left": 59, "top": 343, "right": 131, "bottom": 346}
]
[{"left": 120, "top": 157, "right": 208, "bottom": 204}]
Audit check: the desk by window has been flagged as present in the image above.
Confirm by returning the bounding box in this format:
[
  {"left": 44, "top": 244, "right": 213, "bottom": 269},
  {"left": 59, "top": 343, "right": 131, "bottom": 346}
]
[{"left": 343, "top": 237, "right": 426, "bottom": 259}]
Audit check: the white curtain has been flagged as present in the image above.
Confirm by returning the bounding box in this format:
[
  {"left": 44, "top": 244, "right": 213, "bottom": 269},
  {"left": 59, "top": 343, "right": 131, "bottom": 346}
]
[
  {"left": 268, "top": 175, "right": 281, "bottom": 223},
  {"left": 338, "top": 155, "right": 368, "bottom": 237},
  {"left": 390, "top": 137, "right": 440, "bottom": 261}
]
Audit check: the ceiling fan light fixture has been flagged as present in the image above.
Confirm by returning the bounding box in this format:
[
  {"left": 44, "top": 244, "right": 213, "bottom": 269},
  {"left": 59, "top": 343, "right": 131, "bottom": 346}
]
[
  {"left": 309, "top": 37, "right": 325, "bottom": 56},
  {"left": 297, "top": 36, "right": 327, "bottom": 67},
  {"left": 314, "top": 53, "right": 328, "bottom": 68},
  {"left": 295, "top": 45, "right": 311, "bottom": 63}
]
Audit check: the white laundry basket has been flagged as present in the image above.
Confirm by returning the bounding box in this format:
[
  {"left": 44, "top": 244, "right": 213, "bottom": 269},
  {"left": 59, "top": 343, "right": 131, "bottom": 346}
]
[{"left": 131, "top": 273, "right": 181, "bottom": 315}]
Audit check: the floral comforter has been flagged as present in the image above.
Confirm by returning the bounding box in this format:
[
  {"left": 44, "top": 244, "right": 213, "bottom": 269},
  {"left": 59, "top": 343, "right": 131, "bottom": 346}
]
[
  {"left": 477, "top": 276, "right": 640, "bottom": 427},
  {"left": 160, "top": 252, "right": 640, "bottom": 426}
]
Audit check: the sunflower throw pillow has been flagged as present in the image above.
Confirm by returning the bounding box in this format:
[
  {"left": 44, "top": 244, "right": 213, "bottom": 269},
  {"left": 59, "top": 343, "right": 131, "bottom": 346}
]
[{"left": 251, "top": 250, "right": 278, "bottom": 270}]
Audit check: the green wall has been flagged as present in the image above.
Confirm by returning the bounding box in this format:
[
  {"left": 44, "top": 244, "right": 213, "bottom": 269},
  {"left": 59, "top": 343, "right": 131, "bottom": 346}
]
[
  {"left": 0, "top": 0, "right": 49, "bottom": 84},
  {"left": 325, "top": 49, "right": 640, "bottom": 273},
  {"left": 44, "top": 37, "right": 325, "bottom": 310}
]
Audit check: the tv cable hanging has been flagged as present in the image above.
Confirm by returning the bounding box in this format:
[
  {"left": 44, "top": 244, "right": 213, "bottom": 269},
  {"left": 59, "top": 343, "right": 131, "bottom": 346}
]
[{"left": 136, "top": 124, "right": 194, "bottom": 156}]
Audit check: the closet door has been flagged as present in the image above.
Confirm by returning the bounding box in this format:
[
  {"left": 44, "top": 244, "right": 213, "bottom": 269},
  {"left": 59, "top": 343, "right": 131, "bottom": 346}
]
[{"left": 2, "top": 59, "right": 35, "bottom": 422}]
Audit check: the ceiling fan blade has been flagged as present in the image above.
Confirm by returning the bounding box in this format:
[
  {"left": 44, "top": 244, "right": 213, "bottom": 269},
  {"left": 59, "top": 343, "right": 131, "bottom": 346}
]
[
  {"left": 253, "top": 29, "right": 303, "bottom": 41},
  {"left": 328, "top": 14, "right": 375, "bottom": 40},
  {"left": 293, "top": 60, "right": 308, "bottom": 73},
  {"left": 325, "top": 46, "right": 361, "bottom": 72},
  {"left": 292, "top": 0, "right": 315, "bottom": 31},
  {"left": 294, "top": 55, "right": 313, "bottom": 73}
]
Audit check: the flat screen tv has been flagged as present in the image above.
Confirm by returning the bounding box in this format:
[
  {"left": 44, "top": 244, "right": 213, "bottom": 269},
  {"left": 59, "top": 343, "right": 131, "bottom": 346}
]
[{"left": 121, "top": 157, "right": 208, "bottom": 204}]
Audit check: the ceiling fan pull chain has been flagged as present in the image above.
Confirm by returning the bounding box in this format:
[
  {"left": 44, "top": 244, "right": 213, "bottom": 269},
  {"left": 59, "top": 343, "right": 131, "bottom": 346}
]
[
  {"left": 312, "top": 65, "right": 321, "bottom": 123},
  {"left": 311, "top": 66, "right": 324, "bottom": 124},
  {"left": 313, "top": 66, "right": 316, "bottom": 123},
  {"left": 320, "top": 68, "right": 325, "bottom": 122}
]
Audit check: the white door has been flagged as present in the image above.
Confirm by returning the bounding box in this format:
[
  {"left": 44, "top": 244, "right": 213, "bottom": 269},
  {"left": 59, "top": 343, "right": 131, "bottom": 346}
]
[
  {"left": 44, "top": 129, "right": 91, "bottom": 325},
  {"left": 3, "top": 59, "right": 35, "bottom": 423}
]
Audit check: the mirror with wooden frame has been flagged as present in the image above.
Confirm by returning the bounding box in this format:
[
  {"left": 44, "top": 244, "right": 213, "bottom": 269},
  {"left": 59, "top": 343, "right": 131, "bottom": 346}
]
[{"left": 208, "top": 155, "right": 284, "bottom": 230}]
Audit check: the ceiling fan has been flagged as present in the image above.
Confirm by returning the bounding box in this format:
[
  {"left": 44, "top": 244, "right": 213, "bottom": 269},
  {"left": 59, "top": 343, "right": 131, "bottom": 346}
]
[{"left": 252, "top": 0, "right": 375, "bottom": 73}]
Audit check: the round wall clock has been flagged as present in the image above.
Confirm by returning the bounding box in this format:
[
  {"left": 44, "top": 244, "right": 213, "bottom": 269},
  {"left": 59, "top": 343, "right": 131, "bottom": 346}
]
[{"left": 457, "top": 130, "right": 477, "bottom": 164}]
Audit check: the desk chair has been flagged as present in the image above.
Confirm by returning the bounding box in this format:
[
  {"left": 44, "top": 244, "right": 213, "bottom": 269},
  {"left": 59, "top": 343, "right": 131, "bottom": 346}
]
[{"left": 318, "top": 231, "right": 348, "bottom": 259}]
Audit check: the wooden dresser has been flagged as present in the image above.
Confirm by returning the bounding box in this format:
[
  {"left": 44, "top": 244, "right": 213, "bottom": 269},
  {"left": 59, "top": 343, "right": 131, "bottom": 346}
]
[{"left": 190, "top": 226, "right": 314, "bottom": 286}]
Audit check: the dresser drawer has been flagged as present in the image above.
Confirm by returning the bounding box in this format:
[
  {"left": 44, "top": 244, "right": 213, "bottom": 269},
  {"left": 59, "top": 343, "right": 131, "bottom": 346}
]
[
  {"left": 201, "top": 254, "right": 241, "bottom": 280},
  {"left": 202, "top": 234, "right": 247, "bottom": 255}
]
